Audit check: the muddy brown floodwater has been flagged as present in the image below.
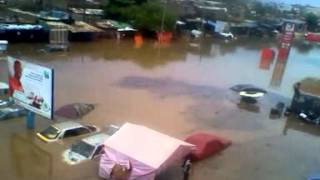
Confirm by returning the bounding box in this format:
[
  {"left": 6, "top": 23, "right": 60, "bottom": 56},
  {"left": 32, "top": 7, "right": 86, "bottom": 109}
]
[{"left": 0, "top": 38, "right": 320, "bottom": 180}]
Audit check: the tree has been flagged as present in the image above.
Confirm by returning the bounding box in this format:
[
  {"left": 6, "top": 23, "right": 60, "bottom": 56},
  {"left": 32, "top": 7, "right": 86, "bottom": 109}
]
[
  {"left": 305, "top": 13, "right": 319, "bottom": 31},
  {"left": 123, "top": 2, "right": 176, "bottom": 31},
  {"left": 104, "top": 1, "right": 177, "bottom": 32},
  {"left": 104, "top": 0, "right": 147, "bottom": 20},
  {"left": 253, "top": 1, "right": 267, "bottom": 17}
]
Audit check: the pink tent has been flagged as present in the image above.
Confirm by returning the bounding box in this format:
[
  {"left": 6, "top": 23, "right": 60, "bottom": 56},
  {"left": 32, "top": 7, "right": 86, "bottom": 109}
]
[{"left": 99, "top": 123, "right": 194, "bottom": 180}]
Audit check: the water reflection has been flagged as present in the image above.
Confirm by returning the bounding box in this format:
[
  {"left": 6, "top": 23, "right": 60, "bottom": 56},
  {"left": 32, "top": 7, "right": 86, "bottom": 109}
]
[
  {"left": 237, "top": 100, "right": 260, "bottom": 113},
  {"left": 270, "top": 48, "right": 290, "bottom": 88},
  {"left": 117, "top": 76, "right": 281, "bottom": 131},
  {"left": 3, "top": 37, "right": 320, "bottom": 100},
  {"left": 10, "top": 133, "right": 52, "bottom": 180},
  {"left": 117, "top": 76, "right": 223, "bottom": 99},
  {"left": 6, "top": 38, "right": 279, "bottom": 69},
  {"left": 295, "top": 40, "right": 315, "bottom": 54},
  {"left": 7, "top": 40, "right": 190, "bottom": 69},
  {"left": 283, "top": 116, "right": 320, "bottom": 137}
]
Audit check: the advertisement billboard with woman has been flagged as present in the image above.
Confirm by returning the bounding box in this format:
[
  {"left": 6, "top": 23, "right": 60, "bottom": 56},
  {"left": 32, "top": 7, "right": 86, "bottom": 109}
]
[{"left": 7, "top": 57, "right": 54, "bottom": 119}]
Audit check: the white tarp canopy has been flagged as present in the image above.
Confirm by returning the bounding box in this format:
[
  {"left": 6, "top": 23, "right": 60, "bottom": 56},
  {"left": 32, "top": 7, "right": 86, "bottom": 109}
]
[{"left": 99, "top": 123, "right": 194, "bottom": 180}]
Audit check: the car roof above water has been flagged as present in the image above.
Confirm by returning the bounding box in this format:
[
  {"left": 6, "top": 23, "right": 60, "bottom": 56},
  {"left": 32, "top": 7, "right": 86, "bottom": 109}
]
[
  {"left": 53, "top": 121, "right": 84, "bottom": 130},
  {"left": 82, "top": 133, "right": 109, "bottom": 146}
]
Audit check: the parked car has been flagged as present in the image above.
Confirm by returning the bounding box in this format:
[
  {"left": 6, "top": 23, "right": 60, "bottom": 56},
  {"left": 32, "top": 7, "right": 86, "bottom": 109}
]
[
  {"left": 36, "top": 121, "right": 99, "bottom": 143},
  {"left": 0, "top": 105, "right": 27, "bottom": 120},
  {"left": 63, "top": 125, "right": 120, "bottom": 165}
]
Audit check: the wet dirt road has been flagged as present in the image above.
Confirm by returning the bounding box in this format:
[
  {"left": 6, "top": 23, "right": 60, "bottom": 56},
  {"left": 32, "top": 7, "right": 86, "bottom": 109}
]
[{"left": 0, "top": 38, "right": 320, "bottom": 180}]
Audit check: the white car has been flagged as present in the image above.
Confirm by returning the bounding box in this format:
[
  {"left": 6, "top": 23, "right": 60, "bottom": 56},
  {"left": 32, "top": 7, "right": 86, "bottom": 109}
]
[
  {"left": 63, "top": 125, "right": 120, "bottom": 165},
  {"left": 37, "top": 121, "right": 99, "bottom": 143}
]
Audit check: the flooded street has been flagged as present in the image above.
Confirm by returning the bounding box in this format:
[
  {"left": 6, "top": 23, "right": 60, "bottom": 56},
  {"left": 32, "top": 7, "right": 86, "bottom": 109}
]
[{"left": 1, "top": 38, "right": 320, "bottom": 180}]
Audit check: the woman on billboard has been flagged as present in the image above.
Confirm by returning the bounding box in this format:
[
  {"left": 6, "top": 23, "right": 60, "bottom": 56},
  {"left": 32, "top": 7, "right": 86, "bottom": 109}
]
[{"left": 8, "top": 60, "right": 24, "bottom": 96}]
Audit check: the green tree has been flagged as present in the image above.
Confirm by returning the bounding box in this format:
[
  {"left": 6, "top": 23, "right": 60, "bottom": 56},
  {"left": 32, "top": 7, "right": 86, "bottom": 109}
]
[
  {"left": 305, "top": 13, "right": 319, "bottom": 31},
  {"left": 104, "top": 1, "right": 177, "bottom": 32},
  {"left": 104, "top": 0, "right": 147, "bottom": 20},
  {"left": 123, "top": 2, "right": 176, "bottom": 31},
  {"left": 253, "top": 1, "right": 267, "bottom": 17}
]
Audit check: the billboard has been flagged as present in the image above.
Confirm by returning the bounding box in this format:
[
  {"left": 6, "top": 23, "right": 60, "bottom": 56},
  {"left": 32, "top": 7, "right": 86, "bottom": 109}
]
[{"left": 7, "top": 57, "right": 54, "bottom": 119}]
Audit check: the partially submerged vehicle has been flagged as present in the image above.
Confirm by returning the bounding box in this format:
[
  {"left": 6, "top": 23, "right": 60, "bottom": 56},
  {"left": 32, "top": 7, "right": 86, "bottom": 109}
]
[
  {"left": 0, "top": 82, "right": 9, "bottom": 95},
  {"left": 230, "top": 84, "right": 267, "bottom": 103},
  {"left": 63, "top": 134, "right": 105, "bottom": 165},
  {"left": 99, "top": 123, "right": 194, "bottom": 180},
  {"left": 63, "top": 125, "right": 120, "bottom": 165},
  {"left": 0, "top": 98, "right": 13, "bottom": 108},
  {"left": 37, "top": 121, "right": 99, "bottom": 143},
  {"left": 0, "top": 104, "right": 27, "bottom": 120},
  {"left": 185, "top": 132, "right": 231, "bottom": 162},
  {"left": 230, "top": 84, "right": 267, "bottom": 94},
  {"left": 290, "top": 91, "right": 320, "bottom": 125},
  {"left": 55, "top": 103, "right": 95, "bottom": 119}
]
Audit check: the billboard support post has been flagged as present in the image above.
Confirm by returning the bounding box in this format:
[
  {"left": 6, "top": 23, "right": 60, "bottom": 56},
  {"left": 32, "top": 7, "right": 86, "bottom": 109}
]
[{"left": 26, "top": 111, "right": 35, "bottom": 129}]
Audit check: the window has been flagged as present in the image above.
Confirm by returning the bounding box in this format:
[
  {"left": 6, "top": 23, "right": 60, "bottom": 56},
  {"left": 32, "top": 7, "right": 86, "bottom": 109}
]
[
  {"left": 75, "top": 127, "right": 90, "bottom": 135},
  {"left": 63, "top": 127, "right": 90, "bottom": 138}
]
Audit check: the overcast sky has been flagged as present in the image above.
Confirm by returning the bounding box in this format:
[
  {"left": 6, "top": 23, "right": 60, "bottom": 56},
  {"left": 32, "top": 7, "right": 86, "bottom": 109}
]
[{"left": 264, "top": 0, "right": 320, "bottom": 7}]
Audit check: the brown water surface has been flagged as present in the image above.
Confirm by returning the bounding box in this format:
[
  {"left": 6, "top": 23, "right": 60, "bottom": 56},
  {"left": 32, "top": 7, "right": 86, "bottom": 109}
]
[{"left": 1, "top": 38, "right": 320, "bottom": 180}]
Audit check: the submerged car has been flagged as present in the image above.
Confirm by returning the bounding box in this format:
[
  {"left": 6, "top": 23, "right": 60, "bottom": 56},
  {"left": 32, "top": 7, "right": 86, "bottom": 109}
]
[
  {"left": 63, "top": 125, "right": 120, "bottom": 165},
  {"left": 0, "top": 98, "right": 13, "bottom": 108},
  {"left": 0, "top": 82, "right": 9, "bottom": 95},
  {"left": 0, "top": 105, "right": 27, "bottom": 120},
  {"left": 37, "top": 121, "right": 99, "bottom": 143}
]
